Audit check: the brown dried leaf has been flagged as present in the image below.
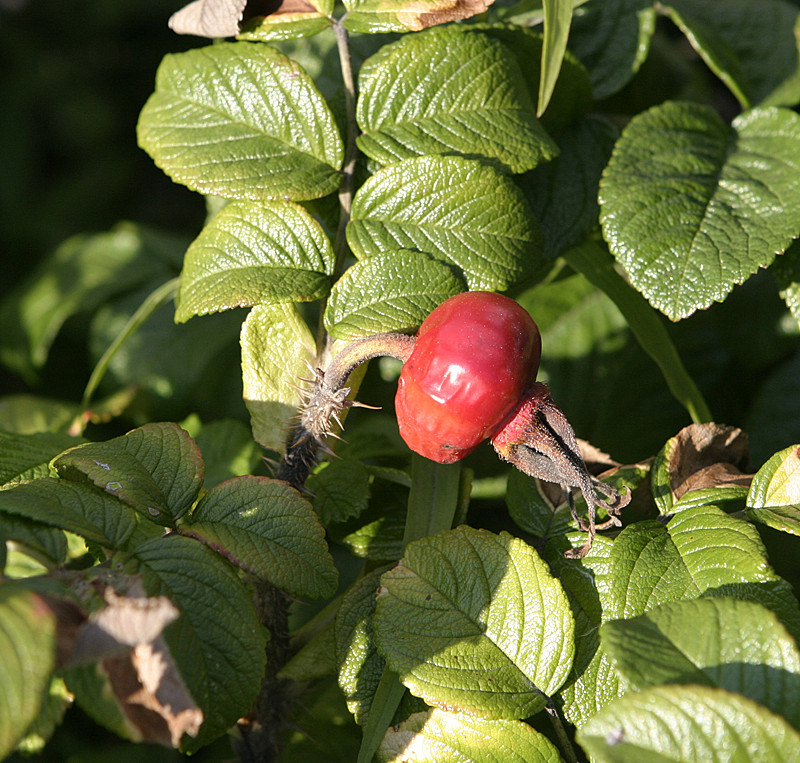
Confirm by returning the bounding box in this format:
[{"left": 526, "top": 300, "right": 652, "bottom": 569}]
[
  {"left": 667, "top": 423, "right": 752, "bottom": 501},
  {"left": 169, "top": 0, "right": 247, "bottom": 37},
  {"left": 69, "top": 584, "right": 179, "bottom": 665},
  {"left": 103, "top": 636, "right": 203, "bottom": 747},
  {"left": 396, "top": 0, "right": 494, "bottom": 31}
]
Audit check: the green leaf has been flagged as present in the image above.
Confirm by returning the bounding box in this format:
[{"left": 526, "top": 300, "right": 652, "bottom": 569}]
[
  {"left": 601, "top": 598, "right": 800, "bottom": 729},
  {"left": 192, "top": 419, "right": 261, "bottom": 489},
  {"left": 53, "top": 423, "right": 204, "bottom": 526},
  {"left": 745, "top": 351, "right": 800, "bottom": 466},
  {"left": 324, "top": 250, "right": 465, "bottom": 339},
  {"left": 342, "top": 0, "right": 492, "bottom": 34},
  {"left": 568, "top": 0, "right": 656, "bottom": 99},
  {"left": 133, "top": 534, "right": 267, "bottom": 750},
  {"left": 60, "top": 663, "right": 140, "bottom": 742},
  {"left": 373, "top": 526, "right": 574, "bottom": 719},
  {"left": 0, "top": 479, "right": 137, "bottom": 548},
  {"left": 746, "top": 444, "right": 800, "bottom": 536},
  {"left": 0, "top": 396, "right": 80, "bottom": 436},
  {"left": 348, "top": 156, "right": 544, "bottom": 291},
  {"left": 238, "top": 0, "right": 333, "bottom": 42},
  {"left": 0, "top": 584, "right": 57, "bottom": 761},
  {"left": 557, "top": 505, "right": 800, "bottom": 727},
  {"left": 88, "top": 291, "right": 244, "bottom": 412},
  {"left": 377, "top": 708, "right": 562, "bottom": 762},
  {"left": 521, "top": 116, "right": 617, "bottom": 260},
  {"left": 82, "top": 278, "right": 179, "bottom": 409},
  {"left": 0, "top": 513, "right": 66, "bottom": 567},
  {"left": 772, "top": 241, "right": 800, "bottom": 326},
  {"left": 356, "top": 28, "right": 557, "bottom": 173},
  {"left": 578, "top": 685, "right": 800, "bottom": 763},
  {"left": 505, "top": 469, "right": 572, "bottom": 538},
  {"left": 137, "top": 42, "right": 343, "bottom": 201},
  {"left": 749, "top": 444, "right": 800, "bottom": 509},
  {"left": 307, "top": 459, "right": 372, "bottom": 526},
  {"left": 661, "top": 0, "right": 800, "bottom": 109},
  {"left": 0, "top": 431, "right": 79, "bottom": 485},
  {"left": 335, "top": 566, "right": 389, "bottom": 725},
  {"left": 183, "top": 475, "right": 337, "bottom": 598},
  {"left": 241, "top": 302, "right": 317, "bottom": 453},
  {"left": 175, "top": 200, "right": 335, "bottom": 322},
  {"left": 562, "top": 241, "right": 712, "bottom": 423},
  {"left": 477, "top": 24, "right": 593, "bottom": 135},
  {"left": 14, "top": 677, "right": 71, "bottom": 756},
  {"left": 0, "top": 224, "right": 182, "bottom": 377},
  {"left": 600, "top": 102, "right": 800, "bottom": 320},
  {"left": 538, "top": 0, "right": 573, "bottom": 116}
]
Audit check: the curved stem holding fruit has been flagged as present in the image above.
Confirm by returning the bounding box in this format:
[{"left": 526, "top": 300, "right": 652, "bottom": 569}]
[{"left": 280, "top": 332, "right": 416, "bottom": 489}]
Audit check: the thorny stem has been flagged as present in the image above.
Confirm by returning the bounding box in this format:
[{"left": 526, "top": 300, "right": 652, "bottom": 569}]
[{"left": 235, "top": 19, "right": 364, "bottom": 763}]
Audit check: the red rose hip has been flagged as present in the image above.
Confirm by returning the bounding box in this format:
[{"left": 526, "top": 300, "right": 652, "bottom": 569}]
[{"left": 395, "top": 291, "right": 541, "bottom": 462}]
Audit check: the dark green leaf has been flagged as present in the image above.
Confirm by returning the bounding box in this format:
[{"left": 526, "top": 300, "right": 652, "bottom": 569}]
[
  {"left": 662, "top": 0, "right": 800, "bottom": 108},
  {"left": 772, "top": 241, "right": 800, "bottom": 326},
  {"left": 0, "top": 224, "right": 183, "bottom": 377},
  {"left": 348, "top": 155, "right": 544, "bottom": 291},
  {"left": 0, "top": 479, "right": 137, "bottom": 548},
  {"left": 324, "top": 250, "right": 466, "bottom": 339},
  {"left": 0, "top": 584, "right": 57, "bottom": 761},
  {"left": 137, "top": 42, "right": 344, "bottom": 201},
  {"left": 192, "top": 419, "right": 261, "bottom": 489},
  {"left": 477, "top": 24, "right": 593, "bottom": 135},
  {"left": 308, "top": 459, "right": 372, "bottom": 526},
  {"left": 53, "top": 423, "right": 204, "bottom": 525},
  {"left": 562, "top": 241, "right": 711, "bottom": 423},
  {"left": 175, "top": 200, "right": 335, "bottom": 322},
  {"left": 746, "top": 351, "right": 800, "bottom": 466},
  {"left": 0, "top": 430, "right": 80, "bottom": 486},
  {"left": 600, "top": 103, "right": 800, "bottom": 320},
  {"left": 521, "top": 116, "right": 617, "bottom": 259},
  {"left": 184, "top": 476, "right": 338, "bottom": 598},
  {"left": 569, "top": 0, "right": 656, "bottom": 99},
  {"left": 356, "top": 27, "right": 557, "bottom": 173}
]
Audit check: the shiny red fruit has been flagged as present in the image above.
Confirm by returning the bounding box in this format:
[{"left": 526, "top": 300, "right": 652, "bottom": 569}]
[{"left": 395, "top": 291, "right": 541, "bottom": 463}]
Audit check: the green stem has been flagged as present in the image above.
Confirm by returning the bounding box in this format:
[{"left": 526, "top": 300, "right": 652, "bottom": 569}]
[
  {"left": 80, "top": 277, "right": 179, "bottom": 411},
  {"left": 357, "top": 457, "right": 463, "bottom": 763},
  {"left": 563, "top": 241, "right": 712, "bottom": 424},
  {"left": 546, "top": 700, "right": 578, "bottom": 763}
]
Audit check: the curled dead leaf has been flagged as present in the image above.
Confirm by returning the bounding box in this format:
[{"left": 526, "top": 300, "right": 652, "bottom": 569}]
[
  {"left": 397, "top": 0, "right": 495, "bottom": 31},
  {"left": 665, "top": 423, "right": 752, "bottom": 502}
]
